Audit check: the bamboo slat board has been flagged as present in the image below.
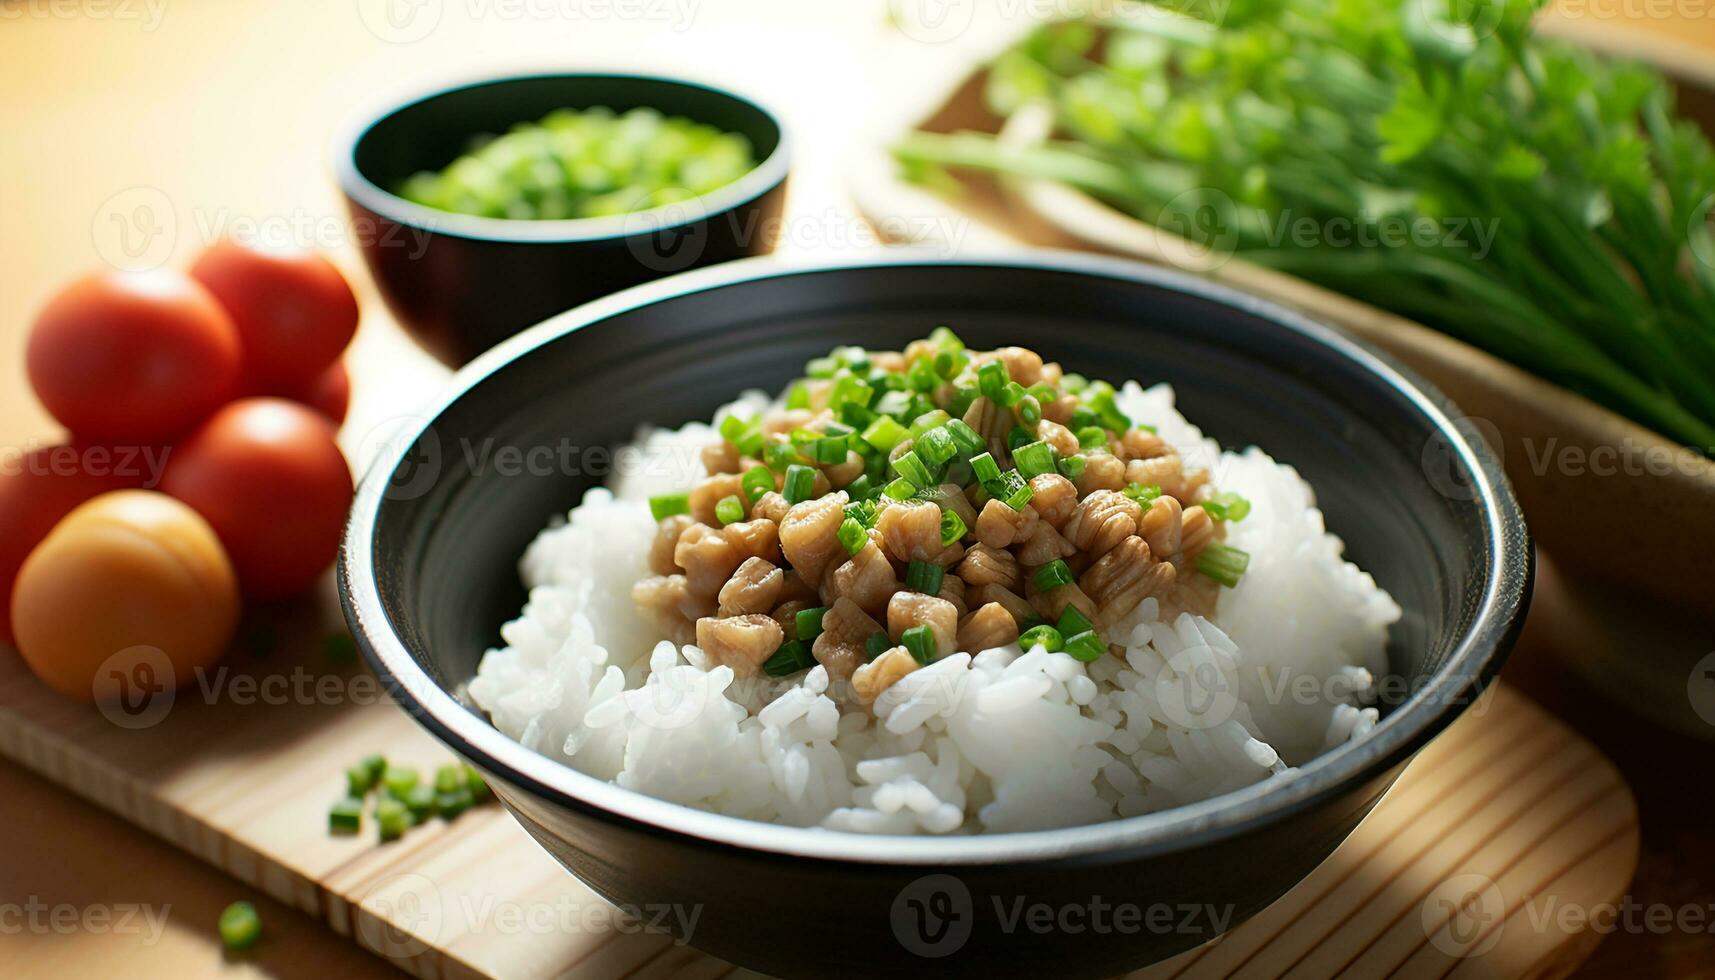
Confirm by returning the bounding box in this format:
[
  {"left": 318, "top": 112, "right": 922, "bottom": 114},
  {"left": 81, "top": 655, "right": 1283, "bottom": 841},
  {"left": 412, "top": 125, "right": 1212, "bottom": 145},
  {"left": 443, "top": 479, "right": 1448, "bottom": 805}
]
[{"left": 0, "top": 626, "right": 1636, "bottom": 979}]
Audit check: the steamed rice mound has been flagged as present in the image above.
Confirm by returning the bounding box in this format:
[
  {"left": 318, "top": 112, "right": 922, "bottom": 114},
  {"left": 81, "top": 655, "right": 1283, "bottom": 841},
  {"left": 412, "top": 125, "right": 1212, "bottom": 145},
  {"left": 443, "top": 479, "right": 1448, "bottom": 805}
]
[{"left": 469, "top": 381, "right": 1399, "bottom": 835}]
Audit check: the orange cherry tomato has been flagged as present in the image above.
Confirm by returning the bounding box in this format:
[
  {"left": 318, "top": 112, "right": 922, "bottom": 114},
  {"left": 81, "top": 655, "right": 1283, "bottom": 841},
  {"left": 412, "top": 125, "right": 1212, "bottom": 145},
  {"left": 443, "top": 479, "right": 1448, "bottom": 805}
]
[
  {"left": 158, "top": 398, "right": 354, "bottom": 600},
  {"left": 287, "top": 359, "right": 351, "bottom": 426},
  {"left": 11, "top": 489, "right": 239, "bottom": 702},
  {"left": 27, "top": 271, "right": 242, "bottom": 442},
  {"left": 190, "top": 240, "right": 359, "bottom": 393},
  {"left": 0, "top": 443, "right": 150, "bottom": 643}
]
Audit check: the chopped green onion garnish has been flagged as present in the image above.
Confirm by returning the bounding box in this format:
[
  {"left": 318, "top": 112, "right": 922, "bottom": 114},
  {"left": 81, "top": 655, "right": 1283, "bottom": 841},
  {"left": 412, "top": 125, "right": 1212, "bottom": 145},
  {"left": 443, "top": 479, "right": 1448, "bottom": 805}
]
[
  {"left": 845, "top": 498, "right": 878, "bottom": 527},
  {"left": 908, "top": 409, "right": 952, "bottom": 439},
  {"left": 882, "top": 477, "right": 916, "bottom": 500},
  {"left": 829, "top": 376, "right": 873, "bottom": 413},
  {"left": 1058, "top": 605, "right": 1094, "bottom": 636},
  {"left": 947, "top": 384, "right": 979, "bottom": 418},
  {"left": 988, "top": 469, "right": 1034, "bottom": 510},
  {"left": 977, "top": 360, "right": 1009, "bottom": 400},
  {"left": 939, "top": 509, "right": 967, "bottom": 546},
  {"left": 763, "top": 639, "right": 815, "bottom": 677},
  {"left": 1203, "top": 492, "right": 1252, "bottom": 522},
  {"left": 901, "top": 625, "right": 937, "bottom": 665},
  {"left": 742, "top": 466, "right": 775, "bottom": 502},
  {"left": 648, "top": 492, "right": 690, "bottom": 521},
  {"left": 715, "top": 495, "right": 745, "bottom": 526},
  {"left": 404, "top": 784, "right": 436, "bottom": 822},
  {"left": 1000, "top": 381, "right": 1028, "bottom": 408},
  {"left": 346, "top": 765, "right": 376, "bottom": 797},
  {"left": 764, "top": 441, "right": 801, "bottom": 472},
  {"left": 874, "top": 389, "right": 914, "bottom": 419},
  {"left": 907, "top": 358, "right": 939, "bottom": 392},
  {"left": 805, "top": 356, "right": 838, "bottom": 378},
  {"left": 866, "top": 631, "right": 892, "bottom": 660},
  {"left": 934, "top": 349, "right": 968, "bottom": 380},
  {"left": 845, "top": 474, "right": 875, "bottom": 500},
  {"left": 783, "top": 464, "right": 817, "bottom": 504},
  {"left": 928, "top": 326, "right": 964, "bottom": 350},
  {"left": 1018, "top": 624, "right": 1064, "bottom": 653},
  {"left": 970, "top": 452, "right": 1001, "bottom": 484},
  {"left": 719, "top": 414, "right": 764, "bottom": 455},
  {"left": 943, "top": 419, "right": 984, "bottom": 455},
  {"left": 1016, "top": 395, "right": 1042, "bottom": 427},
  {"left": 812, "top": 437, "right": 849, "bottom": 465},
  {"left": 785, "top": 382, "right": 811, "bottom": 410},
  {"left": 891, "top": 450, "right": 935, "bottom": 489},
  {"left": 436, "top": 789, "right": 474, "bottom": 820},
  {"left": 1061, "top": 373, "right": 1089, "bottom": 393},
  {"left": 1063, "top": 630, "right": 1107, "bottom": 663},
  {"left": 381, "top": 766, "right": 419, "bottom": 799},
  {"left": 219, "top": 902, "right": 262, "bottom": 952},
  {"left": 1077, "top": 426, "right": 1108, "bottom": 450},
  {"left": 360, "top": 753, "right": 386, "bottom": 782},
  {"left": 1033, "top": 559, "right": 1074, "bottom": 591},
  {"left": 838, "top": 517, "right": 868, "bottom": 556},
  {"left": 434, "top": 765, "right": 463, "bottom": 794},
  {"left": 840, "top": 401, "right": 876, "bottom": 429},
  {"left": 464, "top": 765, "right": 491, "bottom": 803},
  {"left": 329, "top": 797, "right": 363, "bottom": 834},
  {"left": 862, "top": 416, "right": 908, "bottom": 452},
  {"left": 906, "top": 561, "right": 944, "bottom": 595},
  {"left": 377, "top": 798, "right": 411, "bottom": 841},
  {"left": 1196, "top": 543, "right": 1252, "bottom": 588},
  {"left": 1013, "top": 440, "right": 1057, "bottom": 479},
  {"left": 796, "top": 606, "right": 828, "bottom": 642},
  {"left": 1123, "top": 482, "right": 1163, "bottom": 505},
  {"left": 1006, "top": 426, "right": 1035, "bottom": 452},
  {"left": 915, "top": 426, "right": 958, "bottom": 469},
  {"left": 1058, "top": 455, "right": 1086, "bottom": 482}
]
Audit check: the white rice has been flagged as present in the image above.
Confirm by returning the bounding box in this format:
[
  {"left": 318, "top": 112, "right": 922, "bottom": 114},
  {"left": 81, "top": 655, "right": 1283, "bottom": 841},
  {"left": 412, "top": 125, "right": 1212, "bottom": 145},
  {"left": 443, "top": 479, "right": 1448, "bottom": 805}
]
[{"left": 468, "top": 381, "right": 1400, "bottom": 835}]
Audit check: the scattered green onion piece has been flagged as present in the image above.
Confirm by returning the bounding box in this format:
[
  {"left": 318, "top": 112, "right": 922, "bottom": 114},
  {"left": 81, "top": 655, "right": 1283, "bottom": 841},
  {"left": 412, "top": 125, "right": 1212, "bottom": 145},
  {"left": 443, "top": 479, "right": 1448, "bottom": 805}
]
[
  {"left": 873, "top": 389, "right": 914, "bottom": 419},
  {"left": 1018, "top": 624, "right": 1064, "bottom": 653},
  {"left": 939, "top": 509, "right": 966, "bottom": 546},
  {"left": 1033, "top": 559, "right": 1074, "bottom": 592},
  {"left": 437, "top": 789, "right": 474, "bottom": 820},
  {"left": 1000, "top": 381, "right": 1028, "bottom": 408},
  {"left": 977, "top": 360, "right": 1009, "bottom": 400},
  {"left": 377, "top": 798, "right": 411, "bottom": 841},
  {"left": 805, "top": 356, "right": 838, "bottom": 378},
  {"left": 1069, "top": 407, "right": 1102, "bottom": 431},
  {"left": 648, "top": 492, "right": 690, "bottom": 521},
  {"left": 943, "top": 419, "right": 984, "bottom": 456},
  {"left": 763, "top": 640, "right": 815, "bottom": 677},
  {"left": 764, "top": 441, "right": 800, "bottom": 472},
  {"left": 906, "top": 561, "right": 944, "bottom": 595},
  {"left": 796, "top": 606, "right": 829, "bottom": 642},
  {"left": 1006, "top": 426, "right": 1035, "bottom": 452},
  {"left": 823, "top": 421, "right": 855, "bottom": 438},
  {"left": 882, "top": 477, "right": 917, "bottom": 500},
  {"left": 434, "top": 765, "right": 462, "bottom": 794},
  {"left": 1063, "top": 630, "right": 1107, "bottom": 663},
  {"left": 742, "top": 466, "right": 775, "bottom": 502},
  {"left": 329, "top": 797, "right": 363, "bottom": 834},
  {"left": 934, "top": 349, "right": 968, "bottom": 380},
  {"left": 862, "top": 416, "right": 908, "bottom": 452},
  {"left": 838, "top": 517, "right": 868, "bottom": 556},
  {"left": 360, "top": 753, "right": 386, "bottom": 784},
  {"left": 1123, "top": 482, "right": 1162, "bottom": 505},
  {"left": 907, "top": 358, "right": 940, "bottom": 392},
  {"left": 1196, "top": 544, "right": 1252, "bottom": 588},
  {"left": 947, "top": 384, "right": 979, "bottom": 418},
  {"left": 1026, "top": 382, "right": 1059, "bottom": 402},
  {"left": 1057, "top": 605, "right": 1094, "bottom": 637},
  {"left": 1058, "top": 455, "right": 1087, "bottom": 482},
  {"left": 970, "top": 452, "right": 1001, "bottom": 484},
  {"left": 219, "top": 902, "right": 262, "bottom": 952},
  {"left": 1061, "top": 373, "right": 1089, "bottom": 394},
  {"left": 345, "top": 765, "right": 375, "bottom": 798},
  {"left": 840, "top": 400, "right": 876, "bottom": 429},
  {"left": 714, "top": 495, "right": 745, "bottom": 526},
  {"left": 1016, "top": 395, "right": 1043, "bottom": 427},
  {"left": 1013, "top": 440, "right": 1057, "bottom": 480},
  {"left": 908, "top": 409, "right": 952, "bottom": 439},
  {"left": 718, "top": 414, "right": 750, "bottom": 444},
  {"left": 987, "top": 469, "right": 1034, "bottom": 510},
  {"left": 813, "top": 437, "right": 849, "bottom": 465},
  {"left": 381, "top": 766, "right": 419, "bottom": 800},
  {"left": 1204, "top": 492, "right": 1252, "bottom": 522},
  {"left": 866, "top": 631, "right": 893, "bottom": 660},
  {"left": 915, "top": 426, "right": 958, "bottom": 469},
  {"left": 1077, "top": 426, "right": 1109, "bottom": 450},
  {"left": 901, "top": 625, "right": 937, "bottom": 665},
  {"left": 845, "top": 474, "right": 875, "bottom": 500},
  {"left": 845, "top": 498, "right": 878, "bottom": 527},
  {"left": 464, "top": 765, "right": 491, "bottom": 803},
  {"left": 829, "top": 376, "right": 874, "bottom": 413},
  {"left": 785, "top": 382, "right": 811, "bottom": 410},
  {"left": 928, "top": 326, "right": 964, "bottom": 350},
  {"left": 782, "top": 464, "right": 817, "bottom": 504},
  {"left": 891, "top": 450, "right": 935, "bottom": 489},
  {"left": 404, "top": 784, "right": 437, "bottom": 822}
]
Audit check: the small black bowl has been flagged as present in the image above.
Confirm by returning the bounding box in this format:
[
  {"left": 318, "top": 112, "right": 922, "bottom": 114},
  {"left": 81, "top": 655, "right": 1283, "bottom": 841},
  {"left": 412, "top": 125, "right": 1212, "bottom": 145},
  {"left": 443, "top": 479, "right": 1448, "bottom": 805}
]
[
  {"left": 339, "top": 252, "right": 1531, "bottom": 979},
  {"left": 333, "top": 71, "right": 790, "bottom": 366}
]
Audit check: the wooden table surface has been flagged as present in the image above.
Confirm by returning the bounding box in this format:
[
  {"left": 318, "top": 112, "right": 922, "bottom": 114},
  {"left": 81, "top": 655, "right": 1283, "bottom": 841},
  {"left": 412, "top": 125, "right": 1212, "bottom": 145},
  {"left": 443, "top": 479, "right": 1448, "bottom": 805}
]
[{"left": 3, "top": 1, "right": 1713, "bottom": 976}]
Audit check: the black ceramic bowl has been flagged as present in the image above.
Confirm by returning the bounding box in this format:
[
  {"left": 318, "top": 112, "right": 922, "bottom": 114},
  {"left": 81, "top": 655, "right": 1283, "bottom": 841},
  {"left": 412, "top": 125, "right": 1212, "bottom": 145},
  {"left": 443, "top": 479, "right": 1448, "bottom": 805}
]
[
  {"left": 334, "top": 71, "right": 790, "bottom": 366},
  {"left": 339, "top": 252, "right": 1530, "bottom": 979}
]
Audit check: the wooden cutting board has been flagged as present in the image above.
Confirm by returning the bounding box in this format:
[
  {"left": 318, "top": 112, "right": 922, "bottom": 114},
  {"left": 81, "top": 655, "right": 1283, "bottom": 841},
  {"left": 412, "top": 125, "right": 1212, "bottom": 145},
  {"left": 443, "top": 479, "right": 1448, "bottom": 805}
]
[{"left": 0, "top": 627, "right": 1637, "bottom": 978}]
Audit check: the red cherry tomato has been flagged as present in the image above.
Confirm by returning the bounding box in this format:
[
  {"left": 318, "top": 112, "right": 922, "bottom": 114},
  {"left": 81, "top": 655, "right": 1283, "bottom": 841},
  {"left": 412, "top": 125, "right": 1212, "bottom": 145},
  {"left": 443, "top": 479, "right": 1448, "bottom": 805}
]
[
  {"left": 158, "top": 399, "right": 354, "bottom": 600},
  {"left": 27, "top": 271, "right": 242, "bottom": 442},
  {"left": 288, "top": 360, "right": 351, "bottom": 426},
  {"left": 0, "top": 443, "right": 147, "bottom": 642},
  {"left": 189, "top": 240, "right": 359, "bottom": 393}
]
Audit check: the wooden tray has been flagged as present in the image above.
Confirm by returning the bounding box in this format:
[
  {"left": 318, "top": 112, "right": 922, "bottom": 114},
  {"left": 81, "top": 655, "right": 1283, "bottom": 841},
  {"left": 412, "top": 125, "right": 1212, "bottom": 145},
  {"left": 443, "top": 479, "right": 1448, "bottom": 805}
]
[{"left": 0, "top": 627, "right": 1637, "bottom": 979}]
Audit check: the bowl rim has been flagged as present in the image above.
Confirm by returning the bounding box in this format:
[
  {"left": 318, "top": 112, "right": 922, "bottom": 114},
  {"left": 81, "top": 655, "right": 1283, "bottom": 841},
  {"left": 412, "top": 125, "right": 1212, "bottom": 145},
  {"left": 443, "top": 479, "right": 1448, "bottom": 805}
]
[
  {"left": 331, "top": 69, "right": 792, "bottom": 245},
  {"left": 339, "top": 248, "right": 1532, "bottom": 866}
]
